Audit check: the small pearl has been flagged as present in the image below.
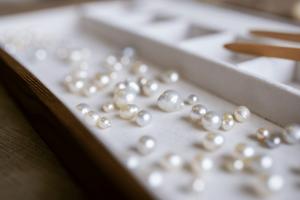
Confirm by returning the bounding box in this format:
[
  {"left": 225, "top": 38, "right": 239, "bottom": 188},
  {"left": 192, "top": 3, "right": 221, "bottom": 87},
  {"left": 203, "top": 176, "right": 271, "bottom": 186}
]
[
  {"left": 118, "top": 47, "right": 136, "bottom": 58},
  {"left": 257, "top": 128, "right": 270, "bottom": 141},
  {"left": 78, "top": 62, "right": 89, "bottom": 71},
  {"left": 63, "top": 75, "right": 73, "bottom": 86},
  {"left": 161, "top": 69, "right": 179, "bottom": 83},
  {"left": 114, "top": 88, "right": 137, "bottom": 108},
  {"left": 69, "top": 50, "right": 82, "bottom": 62},
  {"left": 83, "top": 84, "right": 97, "bottom": 97},
  {"left": 249, "top": 154, "right": 273, "bottom": 173},
  {"left": 234, "top": 106, "right": 251, "bottom": 122},
  {"left": 114, "top": 82, "right": 127, "bottom": 93},
  {"left": 142, "top": 80, "right": 159, "bottom": 96},
  {"left": 109, "top": 71, "right": 118, "bottom": 80},
  {"left": 84, "top": 111, "right": 100, "bottom": 127},
  {"left": 203, "top": 133, "right": 225, "bottom": 151},
  {"left": 80, "top": 47, "right": 92, "bottom": 60},
  {"left": 138, "top": 77, "right": 148, "bottom": 86},
  {"left": 105, "top": 55, "right": 123, "bottom": 72},
  {"left": 221, "top": 113, "right": 235, "bottom": 131},
  {"left": 98, "top": 117, "right": 111, "bottom": 129},
  {"left": 202, "top": 111, "right": 222, "bottom": 131},
  {"left": 146, "top": 171, "right": 163, "bottom": 188},
  {"left": 234, "top": 144, "right": 255, "bottom": 159},
  {"left": 187, "top": 94, "right": 198, "bottom": 105},
  {"left": 72, "top": 70, "right": 88, "bottom": 79},
  {"left": 256, "top": 174, "right": 284, "bottom": 195},
  {"left": 136, "top": 110, "right": 152, "bottom": 127},
  {"left": 282, "top": 123, "right": 300, "bottom": 144},
  {"left": 189, "top": 104, "right": 207, "bottom": 123},
  {"left": 35, "top": 49, "right": 47, "bottom": 60},
  {"left": 265, "top": 135, "right": 281, "bottom": 148},
  {"left": 157, "top": 90, "right": 184, "bottom": 112},
  {"left": 137, "top": 136, "right": 156, "bottom": 155},
  {"left": 226, "top": 157, "right": 244, "bottom": 172},
  {"left": 124, "top": 79, "right": 141, "bottom": 95},
  {"left": 75, "top": 103, "right": 91, "bottom": 118},
  {"left": 119, "top": 104, "right": 139, "bottom": 120},
  {"left": 93, "top": 73, "right": 110, "bottom": 89},
  {"left": 57, "top": 48, "right": 69, "bottom": 59},
  {"left": 119, "top": 55, "right": 131, "bottom": 66},
  {"left": 103, "top": 102, "right": 115, "bottom": 113},
  {"left": 160, "top": 153, "right": 183, "bottom": 170},
  {"left": 132, "top": 61, "right": 148, "bottom": 74},
  {"left": 122, "top": 152, "right": 139, "bottom": 169},
  {"left": 190, "top": 154, "right": 213, "bottom": 174},
  {"left": 191, "top": 177, "right": 206, "bottom": 193},
  {"left": 67, "top": 79, "right": 85, "bottom": 93}
]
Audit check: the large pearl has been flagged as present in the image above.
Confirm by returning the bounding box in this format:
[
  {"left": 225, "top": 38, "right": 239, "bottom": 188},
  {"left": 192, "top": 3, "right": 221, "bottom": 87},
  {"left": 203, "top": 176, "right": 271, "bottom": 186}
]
[
  {"left": 189, "top": 104, "right": 207, "bottom": 123},
  {"left": 114, "top": 88, "right": 137, "bottom": 108},
  {"left": 103, "top": 102, "right": 115, "bottom": 113},
  {"left": 226, "top": 157, "right": 244, "bottom": 172},
  {"left": 221, "top": 113, "right": 235, "bottom": 131},
  {"left": 257, "top": 128, "right": 270, "bottom": 141},
  {"left": 203, "top": 133, "right": 225, "bottom": 151},
  {"left": 282, "top": 123, "right": 300, "bottom": 144},
  {"left": 136, "top": 110, "right": 152, "bottom": 127},
  {"left": 190, "top": 154, "right": 213, "bottom": 174},
  {"left": 82, "top": 84, "right": 97, "bottom": 97},
  {"left": 75, "top": 103, "right": 91, "bottom": 118},
  {"left": 142, "top": 80, "right": 159, "bottom": 96},
  {"left": 202, "top": 111, "right": 222, "bottom": 131},
  {"left": 132, "top": 61, "right": 148, "bottom": 74},
  {"left": 234, "top": 106, "right": 251, "bottom": 122},
  {"left": 137, "top": 136, "right": 156, "bottom": 155},
  {"left": 161, "top": 69, "right": 179, "bottom": 83},
  {"left": 187, "top": 94, "right": 198, "bottom": 105},
  {"left": 160, "top": 153, "right": 183, "bottom": 170},
  {"left": 157, "top": 90, "right": 184, "bottom": 112},
  {"left": 256, "top": 174, "right": 284, "bottom": 195},
  {"left": 191, "top": 178, "right": 206, "bottom": 193},
  {"left": 146, "top": 171, "right": 163, "bottom": 188},
  {"left": 119, "top": 104, "right": 139, "bottom": 120},
  {"left": 93, "top": 73, "right": 110, "bottom": 89},
  {"left": 249, "top": 154, "right": 273, "bottom": 173},
  {"left": 72, "top": 70, "right": 88, "bottom": 79},
  {"left": 265, "top": 135, "right": 281, "bottom": 148},
  {"left": 124, "top": 79, "right": 140, "bottom": 95},
  {"left": 234, "top": 144, "right": 255, "bottom": 159},
  {"left": 98, "top": 117, "right": 111, "bottom": 129},
  {"left": 84, "top": 111, "right": 100, "bottom": 127},
  {"left": 67, "top": 79, "right": 85, "bottom": 93}
]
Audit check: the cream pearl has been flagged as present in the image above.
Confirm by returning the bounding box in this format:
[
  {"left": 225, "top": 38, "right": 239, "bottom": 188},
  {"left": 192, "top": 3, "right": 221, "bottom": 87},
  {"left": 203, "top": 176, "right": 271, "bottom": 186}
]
[
  {"left": 189, "top": 104, "right": 207, "bottom": 123},
  {"left": 124, "top": 79, "right": 140, "bottom": 95},
  {"left": 160, "top": 153, "right": 183, "bottom": 170},
  {"left": 63, "top": 75, "right": 73, "bottom": 86},
  {"left": 67, "top": 79, "right": 85, "bottom": 93},
  {"left": 103, "top": 102, "right": 115, "bottom": 113},
  {"left": 80, "top": 47, "right": 92, "bottom": 60},
  {"left": 118, "top": 47, "right": 136, "bottom": 58},
  {"left": 98, "top": 117, "right": 111, "bottom": 129},
  {"left": 234, "top": 144, "right": 255, "bottom": 159},
  {"left": 234, "top": 106, "right": 251, "bottom": 122},
  {"left": 257, "top": 128, "right": 270, "bottom": 141},
  {"left": 157, "top": 90, "right": 184, "bottom": 112},
  {"left": 249, "top": 154, "right": 273, "bottom": 173},
  {"left": 138, "top": 77, "right": 148, "bottom": 86},
  {"left": 203, "top": 133, "right": 225, "bottom": 151},
  {"left": 226, "top": 157, "right": 244, "bottom": 172},
  {"left": 109, "top": 71, "right": 118, "bottom": 80},
  {"left": 142, "top": 80, "right": 159, "bottom": 96},
  {"left": 202, "top": 111, "right": 222, "bottom": 131},
  {"left": 221, "top": 113, "right": 235, "bottom": 131},
  {"left": 82, "top": 84, "right": 97, "bottom": 97},
  {"left": 132, "top": 61, "right": 148, "bottom": 74},
  {"left": 75, "top": 103, "right": 91, "bottom": 118},
  {"left": 119, "top": 104, "right": 139, "bottom": 120},
  {"left": 72, "top": 70, "right": 88, "bottom": 79},
  {"left": 122, "top": 152, "right": 139, "bottom": 169},
  {"left": 282, "top": 123, "right": 300, "bottom": 144},
  {"left": 191, "top": 178, "right": 206, "bottom": 193},
  {"left": 190, "top": 154, "right": 213, "bottom": 174},
  {"left": 114, "top": 88, "right": 137, "bottom": 108},
  {"left": 146, "top": 171, "right": 164, "bottom": 188},
  {"left": 256, "top": 174, "right": 284, "bottom": 195},
  {"left": 161, "top": 69, "right": 179, "bottom": 83},
  {"left": 84, "top": 111, "right": 100, "bottom": 127},
  {"left": 137, "top": 136, "right": 156, "bottom": 155},
  {"left": 78, "top": 61, "right": 89, "bottom": 71},
  {"left": 265, "top": 135, "right": 281, "bottom": 148},
  {"left": 114, "top": 82, "right": 126, "bottom": 93},
  {"left": 69, "top": 50, "right": 82, "bottom": 62},
  {"left": 35, "top": 49, "right": 47, "bottom": 61},
  {"left": 93, "top": 73, "right": 110, "bottom": 89},
  {"left": 136, "top": 110, "right": 152, "bottom": 127},
  {"left": 119, "top": 55, "right": 131, "bottom": 66},
  {"left": 187, "top": 94, "right": 198, "bottom": 105}
]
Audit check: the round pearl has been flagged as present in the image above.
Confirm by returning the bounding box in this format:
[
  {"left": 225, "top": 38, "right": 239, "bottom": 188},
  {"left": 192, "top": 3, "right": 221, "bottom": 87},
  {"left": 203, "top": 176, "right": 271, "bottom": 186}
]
[
  {"left": 256, "top": 174, "right": 284, "bottom": 195},
  {"left": 93, "top": 73, "right": 110, "bottom": 89},
  {"left": 191, "top": 177, "right": 206, "bottom": 193},
  {"left": 119, "top": 55, "right": 131, "bottom": 66},
  {"left": 136, "top": 110, "right": 152, "bottom": 127},
  {"left": 221, "top": 113, "right": 235, "bottom": 131},
  {"left": 234, "top": 144, "right": 255, "bottom": 159},
  {"left": 103, "top": 102, "right": 115, "bottom": 113},
  {"left": 249, "top": 154, "right": 273, "bottom": 173},
  {"left": 114, "top": 82, "right": 126, "bottom": 93},
  {"left": 257, "top": 128, "right": 270, "bottom": 141},
  {"left": 80, "top": 47, "right": 92, "bottom": 60},
  {"left": 187, "top": 94, "right": 198, "bottom": 105},
  {"left": 122, "top": 152, "right": 139, "bottom": 169},
  {"left": 203, "top": 133, "right": 225, "bottom": 151},
  {"left": 137, "top": 136, "right": 156, "bottom": 155},
  {"left": 234, "top": 106, "right": 251, "bottom": 122},
  {"left": 124, "top": 79, "right": 141, "bottom": 95},
  {"left": 146, "top": 171, "right": 163, "bottom": 188},
  {"left": 118, "top": 47, "right": 136, "bottom": 58},
  {"left": 98, "top": 117, "right": 111, "bottom": 129},
  {"left": 142, "top": 80, "right": 159, "bottom": 96},
  {"left": 69, "top": 50, "right": 82, "bottom": 62},
  {"left": 132, "top": 61, "right": 148, "bottom": 74},
  {"left": 157, "top": 90, "right": 184, "bottom": 112},
  {"left": 84, "top": 111, "right": 100, "bottom": 127},
  {"left": 75, "top": 103, "right": 91, "bottom": 118},
  {"left": 78, "top": 62, "right": 89, "bottom": 71},
  {"left": 105, "top": 55, "right": 123, "bottom": 72},
  {"left": 161, "top": 153, "right": 183, "bottom": 170},
  {"left": 72, "top": 70, "right": 88, "bottom": 79},
  {"left": 109, "top": 71, "right": 118, "bottom": 80},
  {"left": 202, "top": 111, "right": 222, "bottom": 131},
  {"left": 114, "top": 88, "right": 137, "bottom": 108},
  {"left": 161, "top": 69, "right": 179, "bottom": 83},
  {"left": 265, "top": 135, "right": 281, "bottom": 148},
  {"left": 57, "top": 48, "right": 68, "bottom": 59},
  {"left": 283, "top": 123, "right": 300, "bottom": 144},
  {"left": 35, "top": 49, "right": 47, "bottom": 60},
  {"left": 138, "top": 77, "right": 148, "bottom": 86},
  {"left": 190, "top": 154, "right": 213, "bottom": 174},
  {"left": 119, "top": 104, "right": 139, "bottom": 120},
  {"left": 189, "top": 104, "right": 207, "bottom": 123},
  {"left": 83, "top": 84, "right": 97, "bottom": 97},
  {"left": 226, "top": 157, "right": 244, "bottom": 172},
  {"left": 63, "top": 75, "right": 73, "bottom": 86},
  {"left": 67, "top": 79, "right": 85, "bottom": 93}
]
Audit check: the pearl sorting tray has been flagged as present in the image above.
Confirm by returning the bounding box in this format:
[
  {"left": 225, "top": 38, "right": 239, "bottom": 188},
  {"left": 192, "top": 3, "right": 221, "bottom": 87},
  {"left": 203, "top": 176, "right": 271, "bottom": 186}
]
[{"left": 0, "top": 1, "right": 299, "bottom": 200}]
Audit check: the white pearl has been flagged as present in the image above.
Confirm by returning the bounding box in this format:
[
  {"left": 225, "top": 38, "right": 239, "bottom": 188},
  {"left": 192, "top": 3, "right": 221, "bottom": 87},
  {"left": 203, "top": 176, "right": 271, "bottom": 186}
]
[
  {"left": 69, "top": 50, "right": 82, "bottom": 62},
  {"left": 161, "top": 153, "right": 183, "bottom": 170},
  {"left": 114, "top": 88, "right": 137, "bottom": 108},
  {"left": 249, "top": 154, "right": 273, "bottom": 173},
  {"left": 124, "top": 79, "right": 140, "bottom": 95},
  {"left": 35, "top": 49, "right": 47, "bottom": 60},
  {"left": 256, "top": 174, "right": 284, "bottom": 195},
  {"left": 189, "top": 104, "right": 207, "bottom": 123},
  {"left": 142, "top": 80, "right": 159, "bottom": 96},
  {"left": 84, "top": 111, "right": 100, "bottom": 127},
  {"left": 63, "top": 75, "right": 73, "bottom": 86},
  {"left": 161, "top": 69, "right": 179, "bottom": 83},
  {"left": 283, "top": 123, "right": 300, "bottom": 144},
  {"left": 72, "top": 70, "right": 88, "bottom": 79},
  {"left": 137, "top": 136, "right": 156, "bottom": 155},
  {"left": 109, "top": 71, "right": 118, "bottom": 80},
  {"left": 103, "top": 102, "right": 115, "bottom": 113},
  {"left": 221, "top": 113, "right": 235, "bottom": 131},
  {"left": 234, "top": 106, "right": 251, "bottom": 122},
  {"left": 98, "top": 117, "right": 111, "bottom": 129},
  {"left": 136, "top": 110, "right": 152, "bottom": 127},
  {"left": 234, "top": 144, "right": 255, "bottom": 159},
  {"left": 190, "top": 154, "right": 213, "bottom": 174},
  {"left": 57, "top": 47, "right": 69, "bottom": 59},
  {"left": 119, "top": 104, "right": 139, "bottom": 120},
  {"left": 138, "top": 77, "right": 148, "bottom": 86},
  {"left": 118, "top": 47, "right": 136, "bottom": 58},
  {"left": 226, "top": 157, "right": 244, "bottom": 172},
  {"left": 80, "top": 47, "right": 92, "bottom": 60},
  {"left": 257, "top": 128, "right": 270, "bottom": 141},
  {"left": 132, "top": 61, "right": 148, "bottom": 74},
  {"left": 105, "top": 55, "right": 123, "bottom": 72},
  {"left": 187, "top": 94, "right": 198, "bottom": 105},
  {"left": 119, "top": 55, "right": 131, "bottom": 66},
  {"left": 146, "top": 171, "right": 163, "bottom": 188},
  {"left": 265, "top": 135, "right": 281, "bottom": 148},
  {"left": 157, "top": 90, "right": 184, "bottom": 112},
  {"left": 191, "top": 177, "right": 206, "bottom": 193},
  {"left": 122, "top": 152, "right": 139, "bottom": 169},
  {"left": 83, "top": 84, "right": 97, "bottom": 97},
  {"left": 93, "top": 73, "right": 110, "bottom": 89},
  {"left": 114, "top": 82, "right": 126, "bottom": 93},
  {"left": 202, "top": 111, "right": 222, "bottom": 131},
  {"left": 203, "top": 133, "right": 225, "bottom": 151},
  {"left": 78, "top": 62, "right": 89, "bottom": 71},
  {"left": 75, "top": 103, "right": 91, "bottom": 118},
  {"left": 67, "top": 79, "right": 85, "bottom": 93}
]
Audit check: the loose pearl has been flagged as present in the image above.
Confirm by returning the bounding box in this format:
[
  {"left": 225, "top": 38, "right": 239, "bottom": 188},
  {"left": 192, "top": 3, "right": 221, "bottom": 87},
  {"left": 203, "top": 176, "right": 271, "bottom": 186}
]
[
  {"left": 119, "top": 104, "right": 139, "bottom": 120},
  {"left": 83, "top": 84, "right": 97, "bottom": 97},
  {"left": 57, "top": 48, "right": 68, "bottom": 59},
  {"left": 221, "top": 113, "right": 235, "bottom": 131},
  {"left": 105, "top": 55, "right": 123, "bottom": 72},
  {"left": 142, "top": 80, "right": 159, "bottom": 96},
  {"left": 203, "top": 133, "right": 225, "bottom": 151},
  {"left": 35, "top": 49, "right": 47, "bottom": 60},
  {"left": 202, "top": 111, "right": 222, "bottom": 131},
  {"left": 187, "top": 94, "right": 198, "bottom": 105},
  {"left": 93, "top": 73, "right": 110, "bottom": 89},
  {"left": 72, "top": 70, "right": 88, "bottom": 79},
  {"left": 157, "top": 90, "right": 184, "bottom": 112},
  {"left": 160, "top": 153, "right": 183, "bottom": 170},
  {"left": 109, "top": 71, "right": 118, "bottom": 80},
  {"left": 63, "top": 75, "right": 73, "bottom": 86},
  {"left": 98, "top": 117, "right": 111, "bottom": 129},
  {"left": 257, "top": 128, "right": 270, "bottom": 141},
  {"left": 234, "top": 144, "right": 255, "bottom": 159},
  {"left": 114, "top": 82, "right": 126, "bottom": 93},
  {"left": 80, "top": 47, "right": 92, "bottom": 60},
  {"left": 75, "top": 103, "right": 91, "bottom": 118},
  {"left": 114, "top": 88, "right": 137, "bottom": 108},
  {"left": 84, "top": 111, "right": 100, "bottom": 127},
  {"left": 234, "top": 106, "right": 251, "bottom": 122},
  {"left": 256, "top": 174, "right": 284, "bottom": 195},
  {"left": 226, "top": 157, "right": 244, "bottom": 172},
  {"left": 146, "top": 171, "right": 163, "bottom": 188},
  {"left": 137, "top": 136, "right": 156, "bottom": 155},
  {"left": 122, "top": 152, "right": 139, "bottom": 169},
  {"left": 138, "top": 77, "right": 148, "bottom": 86},
  {"left": 265, "top": 135, "right": 281, "bottom": 148},
  {"left": 191, "top": 177, "right": 206, "bottom": 193},
  {"left": 103, "top": 102, "right": 115, "bottom": 113},
  {"left": 67, "top": 79, "right": 85, "bottom": 93},
  {"left": 69, "top": 50, "right": 82, "bottom": 62},
  {"left": 282, "top": 123, "right": 300, "bottom": 144},
  {"left": 118, "top": 47, "right": 136, "bottom": 58},
  {"left": 189, "top": 104, "right": 207, "bottom": 123},
  {"left": 161, "top": 69, "right": 179, "bottom": 83},
  {"left": 119, "top": 55, "right": 131, "bottom": 66},
  {"left": 249, "top": 154, "right": 273, "bottom": 173},
  {"left": 136, "top": 110, "right": 152, "bottom": 127},
  {"left": 78, "top": 62, "right": 89, "bottom": 71},
  {"left": 132, "top": 61, "right": 148, "bottom": 74},
  {"left": 124, "top": 79, "right": 140, "bottom": 95},
  {"left": 190, "top": 154, "right": 213, "bottom": 174}
]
